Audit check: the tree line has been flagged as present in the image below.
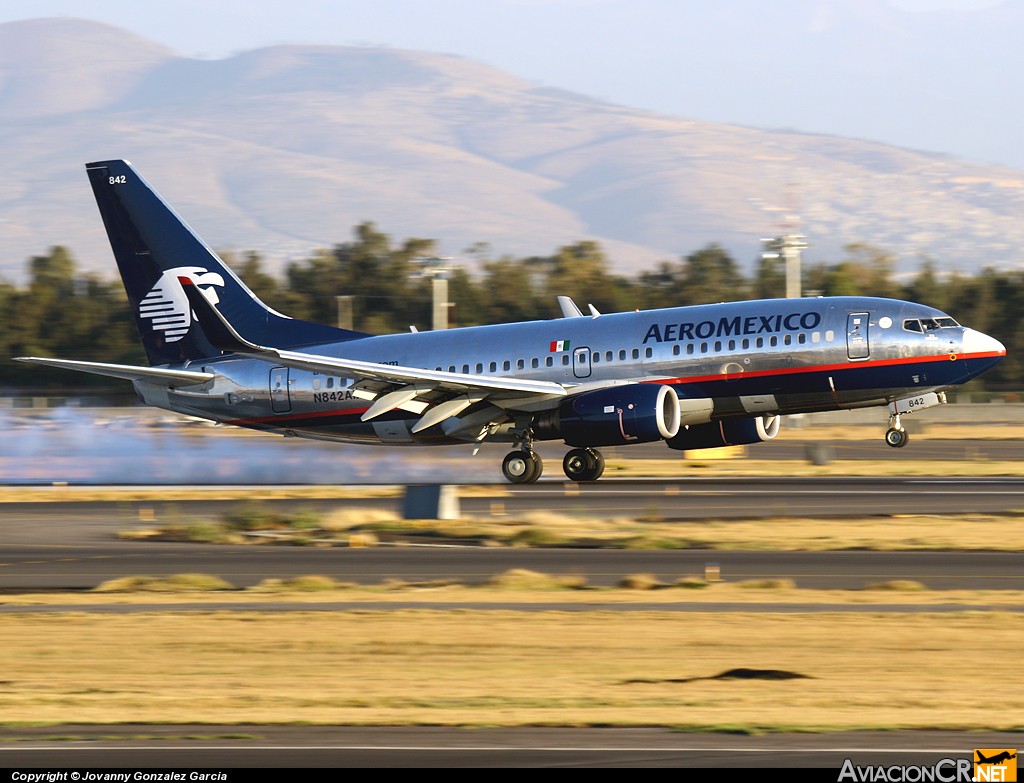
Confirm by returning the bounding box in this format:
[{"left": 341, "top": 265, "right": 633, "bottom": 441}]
[{"left": 1, "top": 223, "right": 1020, "bottom": 392}]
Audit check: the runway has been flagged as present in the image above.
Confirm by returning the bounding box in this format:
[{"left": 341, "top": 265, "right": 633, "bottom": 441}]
[
  {"left": 0, "top": 726, "right": 1018, "bottom": 768},
  {"left": 1, "top": 477, "right": 1023, "bottom": 590},
  {"left": 6, "top": 476, "right": 1024, "bottom": 525}
]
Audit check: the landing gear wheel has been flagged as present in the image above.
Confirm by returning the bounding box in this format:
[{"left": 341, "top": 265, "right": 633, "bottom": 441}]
[
  {"left": 502, "top": 450, "right": 543, "bottom": 484},
  {"left": 885, "top": 428, "right": 909, "bottom": 448},
  {"left": 562, "top": 447, "right": 606, "bottom": 482}
]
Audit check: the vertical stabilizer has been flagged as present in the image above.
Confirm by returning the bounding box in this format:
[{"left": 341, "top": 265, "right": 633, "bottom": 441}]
[{"left": 85, "top": 160, "right": 366, "bottom": 365}]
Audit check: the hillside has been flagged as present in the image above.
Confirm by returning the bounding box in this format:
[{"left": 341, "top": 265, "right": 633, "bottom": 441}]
[{"left": 1, "top": 17, "right": 1022, "bottom": 280}]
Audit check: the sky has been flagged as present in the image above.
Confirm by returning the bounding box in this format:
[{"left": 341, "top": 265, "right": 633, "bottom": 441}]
[{"left": 0, "top": 0, "right": 1018, "bottom": 167}]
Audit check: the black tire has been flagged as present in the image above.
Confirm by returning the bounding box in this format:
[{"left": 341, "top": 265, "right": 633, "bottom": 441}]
[
  {"left": 503, "top": 450, "right": 543, "bottom": 484},
  {"left": 562, "top": 447, "right": 605, "bottom": 482},
  {"left": 885, "top": 428, "right": 909, "bottom": 448}
]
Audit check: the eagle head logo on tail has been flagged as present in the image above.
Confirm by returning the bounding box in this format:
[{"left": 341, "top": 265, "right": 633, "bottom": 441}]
[{"left": 138, "top": 266, "right": 226, "bottom": 343}]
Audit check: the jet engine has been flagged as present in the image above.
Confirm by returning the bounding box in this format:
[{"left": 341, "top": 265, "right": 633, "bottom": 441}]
[
  {"left": 666, "top": 415, "right": 780, "bottom": 451},
  {"left": 534, "top": 383, "right": 681, "bottom": 447}
]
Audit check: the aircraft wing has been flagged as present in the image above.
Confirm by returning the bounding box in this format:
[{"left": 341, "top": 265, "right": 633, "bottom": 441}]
[
  {"left": 13, "top": 357, "right": 214, "bottom": 386},
  {"left": 254, "top": 347, "right": 568, "bottom": 398}
]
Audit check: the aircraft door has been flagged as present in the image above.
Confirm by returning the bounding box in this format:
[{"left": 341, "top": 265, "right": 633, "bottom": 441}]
[
  {"left": 847, "top": 313, "right": 870, "bottom": 360},
  {"left": 572, "top": 346, "right": 592, "bottom": 378},
  {"left": 270, "top": 366, "right": 292, "bottom": 413}
]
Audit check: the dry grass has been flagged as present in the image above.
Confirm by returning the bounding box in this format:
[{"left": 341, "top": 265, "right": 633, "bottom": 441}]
[
  {"left": 118, "top": 505, "right": 1024, "bottom": 552},
  {"left": 487, "top": 569, "right": 587, "bottom": 590},
  {"left": 0, "top": 610, "right": 1019, "bottom": 729},
  {"left": 93, "top": 574, "right": 234, "bottom": 592}
]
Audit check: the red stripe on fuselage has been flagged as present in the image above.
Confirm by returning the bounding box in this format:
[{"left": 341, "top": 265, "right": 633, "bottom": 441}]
[
  {"left": 648, "top": 350, "right": 1003, "bottom": 386},
  {"left": 228, "top": 406, "right": 370, "bottom": 426}
]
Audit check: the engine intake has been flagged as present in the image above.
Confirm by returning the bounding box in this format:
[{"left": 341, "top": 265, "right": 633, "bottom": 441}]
[
  {"left": 537, "top": 384, "right": 681, "bottom": 447},
  {"left": 666, "top": 415, "right": 780, "bottom": 451}
]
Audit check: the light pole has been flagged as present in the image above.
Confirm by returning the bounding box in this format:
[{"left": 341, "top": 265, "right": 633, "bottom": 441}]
[
  {"left": 761, "top": 234, "right": 808, "bottom": 299},
  {"left": 411, "top": 256, "right": 454, "bottom": 330}
]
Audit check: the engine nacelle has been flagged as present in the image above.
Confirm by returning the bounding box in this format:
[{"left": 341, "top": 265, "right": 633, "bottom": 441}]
[
  {"left": 537, "top": 384, "right": 682, "bottom": 447},
  {"left": 666, "top": 415, "right": 780, "bottom": 451}
]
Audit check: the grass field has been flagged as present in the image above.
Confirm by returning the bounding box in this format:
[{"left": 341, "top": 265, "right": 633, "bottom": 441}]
[{"left": 0, "top": 607, "right": 1019, "bottom": 730}]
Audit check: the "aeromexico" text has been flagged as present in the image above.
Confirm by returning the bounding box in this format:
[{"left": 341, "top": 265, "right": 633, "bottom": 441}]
[{"left": 642, "top": 312, "right": 822, "bottom": 344}]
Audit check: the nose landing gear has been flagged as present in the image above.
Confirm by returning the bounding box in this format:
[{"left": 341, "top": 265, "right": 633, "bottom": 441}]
[{"left": 885, "top": 413, "right": 909, "bottom": 448}]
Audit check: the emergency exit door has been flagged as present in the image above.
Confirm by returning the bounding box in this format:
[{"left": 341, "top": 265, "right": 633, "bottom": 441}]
[
  {"left": 847, "top": 313, "right": 870, "bottom": 360},
  {"left": 270, "top": 366, "right": 291, "bottom": 413}
]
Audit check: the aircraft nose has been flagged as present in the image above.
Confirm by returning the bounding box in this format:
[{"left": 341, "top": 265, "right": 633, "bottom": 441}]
[{"left": 961, "top": 328, "right": 1006, "bottom": 357}]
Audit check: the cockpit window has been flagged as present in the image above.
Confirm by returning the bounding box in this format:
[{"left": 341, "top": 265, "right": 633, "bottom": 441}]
[{"left": 904, "top": 317, "right": 959, "bottom": 333}]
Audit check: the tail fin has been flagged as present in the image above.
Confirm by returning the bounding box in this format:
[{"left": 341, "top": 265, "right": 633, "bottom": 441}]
[{"left": 85, "top": 159, "right": 367, "bottom": 366}]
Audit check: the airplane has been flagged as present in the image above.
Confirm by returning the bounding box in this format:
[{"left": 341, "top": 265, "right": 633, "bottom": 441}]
[
  {"left": 15, "top": 160, "right": 1006, "bottom": 484},
  {"left": 976, "top": 751, "right": 1016, "bottom": 765}
]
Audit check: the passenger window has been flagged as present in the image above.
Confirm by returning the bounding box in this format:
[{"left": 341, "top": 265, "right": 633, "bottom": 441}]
[
  {"left": 489, "top": 361, "right": 497, "bottom": 372},
  {"left": 741, "top": 338, "right": 750, "bottom": 350},
  {"left": 672, "top": 344, "right": 680, "bottom": 356},
  {"left": 448, "top": 365, "right": 456, "bottom": 373},
  {"left": 475, "top": 363, "right": 483, "bottom": 373},
  {"left": 811, "top": 332, "right": 821, "bottom": 344},
  {"left": 516, "top": 359, "right": 525, "bottom": 370},
  {"left": 545, "top": 356, "right": 553, "bottom": 367},
  {"left": 769, "top": 336, "right": 778, "bottom": 347},
  {"left": 700, "top": 342, "right": 708, "bottom": 354},
  {"left": 783, "top": 334, "right": 792, "bottom": 346},
  {"left": 592, "top": 352, "right": 599, "bottom": 363},
  {"left": 631, "top": 348, "right": 640, "bottom": 359},
  {"left": 825, "top": 330, "right": 835, "bottom": 341},
  {"left": 326, "top": 377, "right": 334, "bottom": 389},
  {"left": 644, "top": 347, "right": 652, "bottom": 358},
  {"left": 618, "top": 349, "right": 626, "bottom": 361},
  {"left": 605, "top": 351, "right": 613, "bottom": 362},
  {"left": 686, "top": 344, "right": 695, "bottom": 355},
  {"left": 728, "top": 340, "right": 736, "bottom": 351},
  {"left": 797, "top": 333, "right": 806, "bottom": 344},
  {"left": 562, "top": 354, "right": 569, "bottom": 366},
  {"left": 503, "top": 360, "right": 511, "bottom": 371},
  {"left": 756, "top": 337, "right": 764, "bottom": 348},
  {"left": 714, "top": 341, "right": 722, "bottom": 352},
  {"left": 462, "top": 364, "right": 469, "bottom": 374},
  {"left": 312, "top": 375, "right": 321, "bottom": 391},
  {"left": 531, "top": 357, "right": 539, "bottom": 369}
]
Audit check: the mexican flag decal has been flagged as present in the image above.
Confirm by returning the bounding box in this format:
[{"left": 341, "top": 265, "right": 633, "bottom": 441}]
[{"left": 549, "top": 340, "right": 571, "bottom": 352}]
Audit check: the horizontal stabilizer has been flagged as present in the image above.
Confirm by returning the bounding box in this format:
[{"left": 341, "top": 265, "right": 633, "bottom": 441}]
[{"left": 14, "top": 357, "right": 214, "bottom": 386}]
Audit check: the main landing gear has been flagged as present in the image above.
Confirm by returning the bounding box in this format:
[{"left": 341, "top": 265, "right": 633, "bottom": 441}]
[
  {"left": 501, "top": 450, "right": 544, "bottom": 484},
  {"left": 500, "top": 439, "right": 606, "bottom": 484},
  {"left": 885, "top": 413, "right": 909, "bottom": 448},
  {"left": 562, "top": 447, "right": 605, "bottom": 482}
]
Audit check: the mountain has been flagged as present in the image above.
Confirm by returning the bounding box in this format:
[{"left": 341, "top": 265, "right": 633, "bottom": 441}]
[{"left": 1, "top": 17, "right": 1022, "bottom": 281}]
